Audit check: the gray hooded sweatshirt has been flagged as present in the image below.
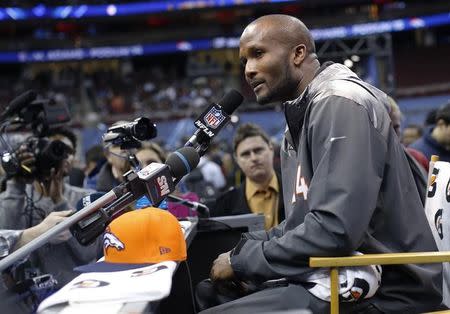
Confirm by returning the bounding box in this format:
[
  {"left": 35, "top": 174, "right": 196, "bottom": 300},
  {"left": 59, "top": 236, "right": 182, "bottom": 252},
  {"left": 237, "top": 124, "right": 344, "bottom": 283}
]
[{"left": 230, "top": 63, "right": 442, "bottom": 313}]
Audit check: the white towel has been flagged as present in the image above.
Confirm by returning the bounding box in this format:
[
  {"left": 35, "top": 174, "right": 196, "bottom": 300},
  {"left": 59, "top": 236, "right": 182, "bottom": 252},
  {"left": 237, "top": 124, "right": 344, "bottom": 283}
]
[{"left": 304, "top": 252, "right": 382, "bottom": 302}]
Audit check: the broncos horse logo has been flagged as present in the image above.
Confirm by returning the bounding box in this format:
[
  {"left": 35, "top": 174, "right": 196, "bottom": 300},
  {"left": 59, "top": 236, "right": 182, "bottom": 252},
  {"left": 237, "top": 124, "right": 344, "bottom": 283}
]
[{"left": 103, "top": 232, "right": 125, "bottom": 254}]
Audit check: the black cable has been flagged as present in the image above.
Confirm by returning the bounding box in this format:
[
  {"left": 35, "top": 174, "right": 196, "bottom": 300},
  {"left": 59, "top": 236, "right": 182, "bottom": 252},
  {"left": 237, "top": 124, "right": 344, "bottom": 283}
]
[{"left": 183, "top": 260, "right": 198, "bottom": 314}]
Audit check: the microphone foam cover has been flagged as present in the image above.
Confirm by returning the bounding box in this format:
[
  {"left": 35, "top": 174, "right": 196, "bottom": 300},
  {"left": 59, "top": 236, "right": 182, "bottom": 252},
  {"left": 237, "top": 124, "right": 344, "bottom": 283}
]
[
  {"left": 166, "top": 146, "right": 200, "bottom": 178},
  {"left": 218, "top": 89, "right": 244, "bottom": 115}
]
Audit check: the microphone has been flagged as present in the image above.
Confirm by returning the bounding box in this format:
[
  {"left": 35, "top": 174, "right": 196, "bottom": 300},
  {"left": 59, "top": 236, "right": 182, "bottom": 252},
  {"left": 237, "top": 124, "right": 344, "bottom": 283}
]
[
  {"left": 0, "top": 90, "right": 37, "bottom": 121},
  {"left": 166, "top": 194, "right": 210, "bottom": 217},
  {"left": 185, "top": 89, "right": 243, "bottom": 155},
  {"left": 72, "top": 146, "right": 200, "bottom": 246}
]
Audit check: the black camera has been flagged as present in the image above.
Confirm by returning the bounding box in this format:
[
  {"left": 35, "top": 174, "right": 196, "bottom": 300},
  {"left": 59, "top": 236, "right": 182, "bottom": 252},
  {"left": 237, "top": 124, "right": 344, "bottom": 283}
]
[
  {"left": 0, "top": 91, "right": 72, "bottom": 181},
  {"left": 103, "top": 117, "right": 157, "bottom": 149}
]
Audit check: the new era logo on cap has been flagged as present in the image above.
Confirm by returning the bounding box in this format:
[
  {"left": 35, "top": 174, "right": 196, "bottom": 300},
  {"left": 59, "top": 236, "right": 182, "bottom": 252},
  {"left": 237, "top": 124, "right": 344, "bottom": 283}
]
[
  {"left": 159, "top": 247, "right": 171, "bottom": 255},
  {"left": 75, "top": 207, "right": 186, "bottom": 273}
]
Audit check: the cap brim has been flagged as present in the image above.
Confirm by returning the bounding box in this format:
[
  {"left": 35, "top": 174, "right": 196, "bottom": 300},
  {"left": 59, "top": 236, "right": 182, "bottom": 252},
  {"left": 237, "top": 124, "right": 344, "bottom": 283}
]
[{"left": 74, "top": 261, "right": 155, "bottom": 273}]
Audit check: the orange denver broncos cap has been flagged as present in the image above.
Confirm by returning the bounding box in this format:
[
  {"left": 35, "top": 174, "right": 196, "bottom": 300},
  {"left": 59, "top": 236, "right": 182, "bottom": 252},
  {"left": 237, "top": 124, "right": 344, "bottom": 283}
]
[{"left": 75, "top": 207, "right": 186, "bottom": 272}]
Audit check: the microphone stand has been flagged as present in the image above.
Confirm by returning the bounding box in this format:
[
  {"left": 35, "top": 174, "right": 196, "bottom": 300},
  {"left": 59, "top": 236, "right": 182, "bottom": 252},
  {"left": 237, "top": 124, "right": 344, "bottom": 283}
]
[
  {"left": 166, "top": 194, "right": 210, "bottom": 217},
  {"left": 0, "top": 191, "right": 118, "bottom": 272}
]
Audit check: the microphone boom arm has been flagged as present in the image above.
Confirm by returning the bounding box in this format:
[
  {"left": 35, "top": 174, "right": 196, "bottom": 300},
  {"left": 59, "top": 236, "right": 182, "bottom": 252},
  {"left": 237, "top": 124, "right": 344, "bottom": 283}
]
[{"left": 0, "top": 191, "right": 119, "bottom": 272}]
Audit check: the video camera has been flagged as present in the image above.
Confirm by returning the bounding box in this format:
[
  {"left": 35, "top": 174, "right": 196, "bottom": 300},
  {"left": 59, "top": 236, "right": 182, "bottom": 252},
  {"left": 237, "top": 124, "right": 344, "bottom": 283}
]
[
  {"left": 0, "top": 90, "right": 72, "bottom": 181},
  {"left": 103, "top": 117, "right": 157, "bottom": 150}
]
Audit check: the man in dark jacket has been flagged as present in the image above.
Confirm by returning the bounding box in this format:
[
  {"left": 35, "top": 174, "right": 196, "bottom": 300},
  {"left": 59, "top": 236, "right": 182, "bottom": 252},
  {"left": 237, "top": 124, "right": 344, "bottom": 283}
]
[
  {"left": 199, "top": 14, "right": 442, "bottom": 314},
  {"left": 410, "top": 102, "right": 450, "bottom": 162},
  {"left": 211, "top": 123, "right": 284, "bottom": 229}
]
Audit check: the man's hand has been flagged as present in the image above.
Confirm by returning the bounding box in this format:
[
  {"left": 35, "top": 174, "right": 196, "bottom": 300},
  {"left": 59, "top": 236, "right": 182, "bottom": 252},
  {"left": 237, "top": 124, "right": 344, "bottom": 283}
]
[
  {"left": 210, "top": 251, "right": 235, "bottom": 282},
  {"left": 15, "top": 210, "right": 73, "bottom": 249},
  {"left": 12, "top": 144, "right": 36, "bottom": 183},
  {"left": 42, "top": 167, "right": 65, "bottom": 204},
  {"left": 210, "top": 251, "right": 250, "bottom": 297}
]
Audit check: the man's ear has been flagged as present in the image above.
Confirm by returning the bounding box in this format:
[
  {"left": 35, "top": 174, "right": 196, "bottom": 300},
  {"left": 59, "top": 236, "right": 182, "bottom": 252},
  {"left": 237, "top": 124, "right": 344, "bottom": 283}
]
[{"left": 293, "top": 44, "right": 307, "bottom": 66}]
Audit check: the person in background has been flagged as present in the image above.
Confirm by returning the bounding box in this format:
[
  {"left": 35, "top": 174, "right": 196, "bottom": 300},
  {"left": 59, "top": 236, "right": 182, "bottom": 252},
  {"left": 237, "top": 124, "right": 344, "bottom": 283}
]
[
  {"left": 210, "top": 123, "right": 284, "bottom": 230},
  {"left": 424, "top": 108, "right": 438, "bottom": 127},
  {"left": 197, "top": 14, "right": 441, "bottom": 313},
  {"left": 410, "top": 102, "right": 450, "bottom": 162},
  {"left": 387, "top": 97, "right": 428, "bottom": 204},
  {"left": 401, "top": 124, "right": 423, "bottom": 147},
  {"left": 183, "top": 142, "right": 226, "bottom": 203},
  {"left": 96, "top": 143, "right": 131, "bottom": 192},
  {"left": 135, "top": 142, "right": 167, "bottom": 167},
  {"left": 135, "top": 142, "right": 200, "bottom": 218},
  {"left": 43, "top": 126, "right": 85, "bottom": 187},
  {"left": 83, "top": 145, "right": 106, "bottom": 190}
]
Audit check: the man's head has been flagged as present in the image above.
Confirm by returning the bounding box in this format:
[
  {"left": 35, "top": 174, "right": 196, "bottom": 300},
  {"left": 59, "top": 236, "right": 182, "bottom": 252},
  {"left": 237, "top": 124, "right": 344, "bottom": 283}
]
[
  {"left": 432, "top": 102, "right": 450, "bottom": 147},
  {"left": 387, "top": 96, "right": 402, "bottom": 136},
  {"left": 233, "top": 123, "right": 274, "bottom": 184},
  {"left": 239, "top": 14, "right": 319, "bottom": 104},
  {"left": 401, "top": 125, "right": 422, "bottom": 147}
]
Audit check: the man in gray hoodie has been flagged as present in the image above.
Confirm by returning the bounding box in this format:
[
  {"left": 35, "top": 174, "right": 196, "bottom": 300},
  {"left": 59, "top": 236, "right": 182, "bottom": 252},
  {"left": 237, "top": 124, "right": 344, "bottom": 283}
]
[{"left": 198, "top": 14, "right": 442, "bottom": 314}]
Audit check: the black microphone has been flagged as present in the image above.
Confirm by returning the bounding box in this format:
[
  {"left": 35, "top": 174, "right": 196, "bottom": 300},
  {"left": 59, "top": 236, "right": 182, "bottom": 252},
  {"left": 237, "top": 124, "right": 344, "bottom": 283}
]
[
  {"left": 185, "top": 89, "right": 243, "bottom": 155},
  {"left": 166, "top": 194, "right": 210, "bottom": 217},
  {"left": 134, "top": 146, "right": 200, "bottom": 205},
  {"left": 0, "top": 90, "right": 37, "bottom": 121},
  {"left": 71, "top": 146, "right": 200, "bottom": 246}
]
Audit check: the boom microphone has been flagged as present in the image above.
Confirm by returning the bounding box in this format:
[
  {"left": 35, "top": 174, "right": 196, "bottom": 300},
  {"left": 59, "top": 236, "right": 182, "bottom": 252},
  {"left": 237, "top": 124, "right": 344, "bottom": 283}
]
[
  {"left": 167, "top": 194, "right": 210, "bottom": 217},
  {"left": 185, "top": 89, "right": 243, "bottom": 155},
  {"left": 0, "top": 90, "right": 37, "bottom": 121}
]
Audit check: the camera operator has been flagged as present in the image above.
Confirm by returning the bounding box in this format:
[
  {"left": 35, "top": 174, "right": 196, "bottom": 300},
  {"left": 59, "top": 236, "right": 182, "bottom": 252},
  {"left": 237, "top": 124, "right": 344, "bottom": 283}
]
[
  {"left": 96, "top": 121, "right": 134, "bottom": 192},
  {"left": 0, "top": 127, "right": 102, "bottom": 298}
]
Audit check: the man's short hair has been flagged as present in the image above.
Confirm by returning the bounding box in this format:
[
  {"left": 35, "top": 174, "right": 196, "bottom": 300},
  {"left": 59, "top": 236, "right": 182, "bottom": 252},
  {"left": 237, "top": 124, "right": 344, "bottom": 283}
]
[
  {"left": 435, "top": 102, "right": 450, "bottom": 125},
  {"left": 233, "top": 123, "right": 271, "bottom": 152},
  {"left": 44, "top": 126, "right": 77, "bottom": 150}
]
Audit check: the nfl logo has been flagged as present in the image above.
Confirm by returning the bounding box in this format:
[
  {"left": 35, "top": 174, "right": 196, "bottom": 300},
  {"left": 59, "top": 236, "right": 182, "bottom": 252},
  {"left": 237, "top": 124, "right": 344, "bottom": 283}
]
[{"left": 204, "top": 107, "right": 225, "bottom": 129}]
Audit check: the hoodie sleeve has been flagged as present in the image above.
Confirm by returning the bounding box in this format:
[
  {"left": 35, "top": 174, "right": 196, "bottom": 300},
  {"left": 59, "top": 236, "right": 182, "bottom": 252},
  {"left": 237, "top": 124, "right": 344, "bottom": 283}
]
[{"left": 231, "top": 96, "right": 387, "bottom": 282}]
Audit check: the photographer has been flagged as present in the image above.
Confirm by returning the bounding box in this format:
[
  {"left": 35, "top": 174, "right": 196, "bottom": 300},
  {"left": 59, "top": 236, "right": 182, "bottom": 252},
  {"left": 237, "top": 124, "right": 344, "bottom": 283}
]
[{"left": 0, "top": 127, "right": 101, "bottom": 293}]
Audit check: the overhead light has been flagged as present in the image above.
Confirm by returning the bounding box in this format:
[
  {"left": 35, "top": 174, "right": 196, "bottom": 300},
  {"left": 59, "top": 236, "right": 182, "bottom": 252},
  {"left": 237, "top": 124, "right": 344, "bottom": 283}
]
[
  {"left": 344, "top": 59, "right": 353, "bottom": 68},
  {"left": 351, "top": 55, "right": 360, "bottom": 62},
  {"left": 106, "top": 5, "right": 117, "bottom": 16}
]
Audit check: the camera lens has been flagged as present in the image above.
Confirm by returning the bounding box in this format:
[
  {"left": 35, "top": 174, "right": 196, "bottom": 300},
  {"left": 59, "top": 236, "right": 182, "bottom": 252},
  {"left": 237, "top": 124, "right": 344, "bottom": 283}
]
[
  {"left": 47, "top": 140, "right": 67, "bottom": 160},
  {"left": 132, "top": 118, "right": 157, "bottom": 141}
]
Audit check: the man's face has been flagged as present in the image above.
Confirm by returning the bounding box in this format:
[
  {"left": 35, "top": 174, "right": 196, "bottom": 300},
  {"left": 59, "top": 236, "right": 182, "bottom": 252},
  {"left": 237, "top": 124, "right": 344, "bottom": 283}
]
[
  {"left": 239, "top": 22, "right": 297, "bottom": 104},
  {"left": 401, "top": 127, "right": 421, "bottom": 147},
  {"left": 235, "top": 136, "right": 274, "bottom": 183}
]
